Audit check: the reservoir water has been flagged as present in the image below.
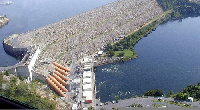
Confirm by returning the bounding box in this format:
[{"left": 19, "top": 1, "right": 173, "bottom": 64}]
[
  {"left": 1, "top": 0, "right": 200, "bottom": 104},
  {"left": 0, "top": 0, "right": 117, "bottom": 66},
  {"left": 96, "top": 17, "right": 200, "bottom": 102}
]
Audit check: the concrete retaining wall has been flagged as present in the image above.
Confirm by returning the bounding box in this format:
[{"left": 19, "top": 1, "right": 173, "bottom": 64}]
[
  {"left": 16, "top": 66, "right": 29, "bottom": 78},
  {"left": 3, "top": 42, "right": 27, "bottom": 57},
  {"left": 1, "top": 44, "right": 40, "bottom": 81}
]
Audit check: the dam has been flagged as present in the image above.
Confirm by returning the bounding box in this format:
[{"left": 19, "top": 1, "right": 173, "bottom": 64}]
[
  {"left": 4, "top": 0, "right": 163, "bottom": 77},
  {"left": 1, "top": 0, "right": 165, "bottom": 109}
]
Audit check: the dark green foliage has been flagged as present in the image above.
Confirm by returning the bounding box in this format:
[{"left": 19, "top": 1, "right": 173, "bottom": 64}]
[
  {"left": 130, "top": 103, "right": 143, "bottom": 108},
  {"left": 157, "top": 0, "right": 200, "bottom": 18},
  {"left": 104, "top": 43, "right": 113, "bottom": 51},
  {"left": 88, "top": 106, "right": 95, "bottom": 110},
  {"left": 137, "top": 104, "right": 143, "bottom": 108},
  {"left": 19, "top": 76, "right": 25, "bottom": 81},
  {"left": 0, "top": 73, "right": 4, "bottom": 84},
  {"left": 175, "top": 83, "right": 200, "bottom": 100},
  {"left": 144, "top": 90, "right": 154, "bottom": 96},
  {"left": 175, "top": 92, "right": 189, "bottom": 100},
  {"left": 107, "top": 49, "right": 115, "bottom": 56},
  {"left": 0, "top": 72, "right": 56, "bottom": 109},
  {"left": 172, "top": 82, "right": 200, "bottom": 101},
  {"left": 166, "top": 90, "right": 175, "bottom": 97},
  {"left": 105, "top": 18, "right": 167, "bottom": 58},
  {"left": 104, "top": 0, "right": 200, "bottom": 60},
  {"left": 4, "top": 71, "right": 10, "bottom": 76},
  {"left": 144, "top": 89, "right": 164, "bottom": 96},
  {"left": 117, "top": 52, "right": 125, "bottom": 57},
  {"left": 154, "top": 89, "right": 165, "bottom": 96},
  {"left": 118, "top": 20, "right": 160, "bottom": 51}
]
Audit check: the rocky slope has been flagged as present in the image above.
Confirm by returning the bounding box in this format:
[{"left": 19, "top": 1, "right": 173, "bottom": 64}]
[{"left": 6, "top": 0, "right": 163, "bottom": 76}]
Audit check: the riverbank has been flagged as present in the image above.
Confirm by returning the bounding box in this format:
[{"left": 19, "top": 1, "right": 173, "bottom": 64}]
[
  {"left": 95, "top": 10, "right": 172, "bottom": 66},
  {"left": 0, "top": 15, "right": 9, "bottom": 28},
  {"left": 98, "top": 0, "right": 200, "bottom": 65}
]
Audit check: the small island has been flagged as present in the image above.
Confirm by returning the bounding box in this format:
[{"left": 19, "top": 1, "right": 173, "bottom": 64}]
[{"left": 0, "top": 15, "right": 9, "bottom": 28}]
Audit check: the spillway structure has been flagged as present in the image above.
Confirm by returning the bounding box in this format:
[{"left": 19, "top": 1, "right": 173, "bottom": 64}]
[{"left": 46, "top": 62, "right": 70, "bottom": 99}]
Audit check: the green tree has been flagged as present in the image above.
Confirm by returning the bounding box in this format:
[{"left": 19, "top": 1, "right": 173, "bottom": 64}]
[
  {"left": 0, "top": 72, "right": 4, "bottom": 84},
  {"left": 88, "top": 106, "right": 94, "bottom": 110},
  {"left": 144, "top": 90, "right": 154, "bottom": 96},
  {"left": 9, "top": 77, "right": 18, "bottom": 96},
  {"left": 154, "top": 89, "right": 164, "bottom": 96},
  {"left": 166, "top": 90, "right": 175, "bottom": 97},
  {"left": 107, "top": 50, "right": 115, "bottom": 57},
  {"left": 15, "top": 82, "right": 28, "bottom": 96},
  {"left": 105, "top": 43, "right": 113, "bottom": 51},
  {"left": 117, "top": 52, "right": 125, "bottom": 57},
  {"left": 175, "top": 92, "right": 189, "bottom": 100},
  {"left": 0, "top": 74, "right": 57, "bottom": 109},
  {"left": 144, "top": 89, "right": 164, "bottom": 96},
  {"left": 137, "top": 104, "right": 143, "bottom": 108},
  {"left": 4, "top": 71, "right": 10, "bottom": 76}
]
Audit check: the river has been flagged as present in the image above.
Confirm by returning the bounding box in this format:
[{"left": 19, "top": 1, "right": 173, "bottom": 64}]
[
  {"left": 96, "top": 17, "right": 200, "bottom": 102},
  {"left": 0, "top": 0, "right": 117, "bottom": 66}
]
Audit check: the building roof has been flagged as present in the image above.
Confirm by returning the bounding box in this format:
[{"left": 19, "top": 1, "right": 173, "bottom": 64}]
[
  {"left": 82, "top": 91, "right": 92, "bottom": 99},
  {"left": 83, "top": 84, "right": 92, "bottom": 90},
  {"left": 72, "top": 78, "right": 80, "bottom": 83},
  {"left": 72, "top": 104, "right": 78, "bottom": 109},
  {"left": 83, "top": 78, "right": 91, "bottom": 84},
  {"left": 81, "top": 58, "right": 92, "bottom": 64},
  {"left": 83, "top": 66, "right": 91, "bottom": 71},
  {"left": 98, "top": 51, "right": 103, "bottom": 55},
  {"left": 83, "top": 71, "right": 92, "bottom": 78}
]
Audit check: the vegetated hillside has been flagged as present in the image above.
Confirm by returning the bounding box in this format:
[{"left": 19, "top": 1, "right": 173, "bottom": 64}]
[
  {"left": 157, "top": 0, "right": 200, "bottom": 18},
  {"left": 0, "top": 71, "right": 65, "bottom": 110}
]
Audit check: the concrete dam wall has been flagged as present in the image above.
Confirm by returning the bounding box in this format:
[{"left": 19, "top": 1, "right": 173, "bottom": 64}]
[
  {"left": 3, "top": 41, "right": 28, "bottom": 57},
  {"left": 4, "top": 0, "right": 164, "bottom": 76},
  {"left": 1, "top": 36, "right": 41, "bottom": 81}
]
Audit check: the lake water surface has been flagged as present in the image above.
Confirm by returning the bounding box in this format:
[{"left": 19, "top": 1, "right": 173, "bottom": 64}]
[
  {"left": 0, "top": 0, "right": 117, "bottom": 66},
  {"left": 96, "top": 17, "right": 200, "bottom": 102}
]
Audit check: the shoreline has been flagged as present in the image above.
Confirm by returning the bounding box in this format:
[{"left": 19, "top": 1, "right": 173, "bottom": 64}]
[
  {"left": 95, "top": 10, "right": 172, "bottom": 67},
  {"left": 0, "top": 15, "right": 9, "bottom": 28}
]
